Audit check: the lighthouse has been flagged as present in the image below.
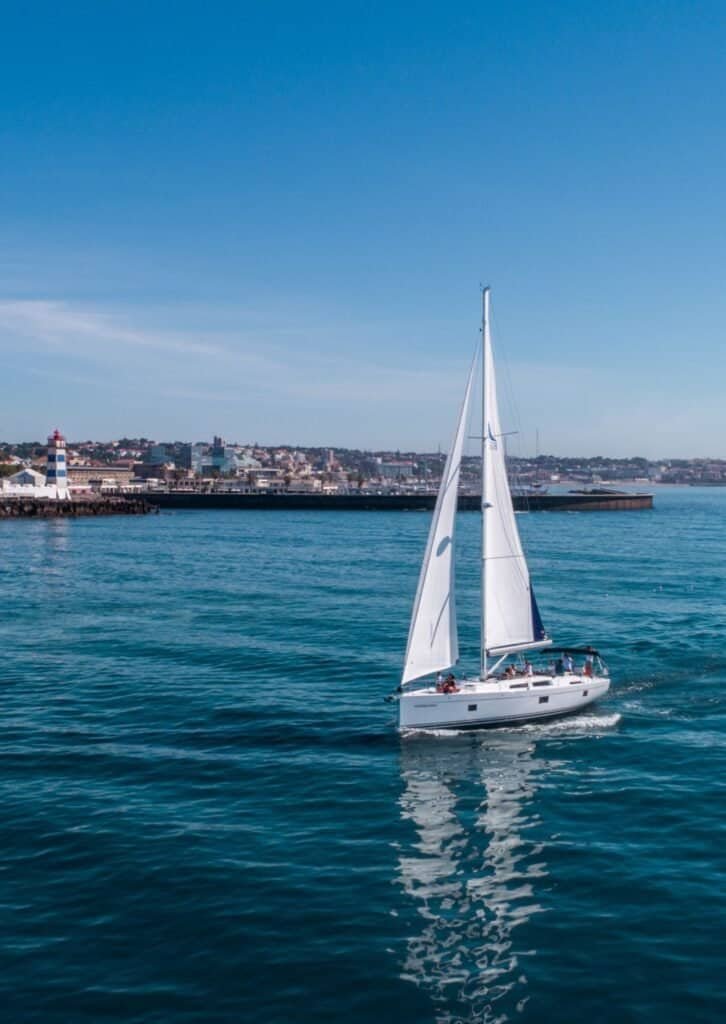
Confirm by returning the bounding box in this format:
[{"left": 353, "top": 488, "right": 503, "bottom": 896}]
[{"left": 46, "top": 429, "right": 69, "bottom": 499}]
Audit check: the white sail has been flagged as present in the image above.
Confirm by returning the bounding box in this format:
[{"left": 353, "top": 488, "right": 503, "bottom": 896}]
[
  {"left": 482, "top": 291, "right": 549, "bottom": 658},
  {"left": 401, "top": 359, "right": 475, "bottom": 685}
]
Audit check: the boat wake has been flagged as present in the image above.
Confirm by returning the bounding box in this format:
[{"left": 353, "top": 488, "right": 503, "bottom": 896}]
[
  {"left": 400, "top": 726, "right": 471, "bottom": 738},
  {"left": 517, "top": 711, "right": 622, "bottom": 735},
  {"left": 401, "top": 711, "right": 622, "bottom": 740}
]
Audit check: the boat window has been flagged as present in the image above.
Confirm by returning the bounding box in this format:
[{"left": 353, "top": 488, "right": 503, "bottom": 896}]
[
  {"left": 538, "top": 695, "right": 549, "bottom": 704},
  {"left": 509, "top": 682, "right": 527, "bottom": 689},
  {"left": 468, "top": 704, "right": 477, "bottom": 711},
  {"left": 582, "top": 690, "right": 589, "bottom": 697},
  {"left": 532, "top": 680, "right": 550, "bottom": 687}
]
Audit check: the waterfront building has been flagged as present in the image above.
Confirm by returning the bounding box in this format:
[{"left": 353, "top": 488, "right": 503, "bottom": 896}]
[
  {"left": 7, "top": 467, "right": 46, "bottom": 487},
  {"left": 378, "top": 459, "right": 415, "bottom": 480},
  {"left": 200, "top": 436, "right": 239, "bottom": 476},
  {"left": 147, "top": 442, "right": 173, "bottom": 465},
  {"left": 237, "top": 452, "right": 262, "bottom": 472},
  {"left": 68, "top": 464, "right": 136, "bottom": 488},
  {"left": 178, "top": 443, "right": 207, "bottom": 473},
  {"left": 246, "top": 467, "right": 282, "bottom": 487}
]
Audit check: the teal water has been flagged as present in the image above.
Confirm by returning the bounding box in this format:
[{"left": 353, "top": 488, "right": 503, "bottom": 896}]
[{"left": 1, "top": 489, "right": 725, "bottom": 1023}]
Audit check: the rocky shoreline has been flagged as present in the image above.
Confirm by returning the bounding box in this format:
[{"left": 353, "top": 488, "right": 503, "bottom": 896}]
[{"left": 0, "top": 496, "right": 154, "bottom": 519}]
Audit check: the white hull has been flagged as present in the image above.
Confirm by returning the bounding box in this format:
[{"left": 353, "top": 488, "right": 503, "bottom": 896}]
[{"left": 398, "top": 673, "right": 610, "bottom": 731}]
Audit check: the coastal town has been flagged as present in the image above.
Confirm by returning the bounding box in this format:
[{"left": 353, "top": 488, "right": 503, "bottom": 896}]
[{"left": 1, "top": 431, "right": 725, "bottom": 498}]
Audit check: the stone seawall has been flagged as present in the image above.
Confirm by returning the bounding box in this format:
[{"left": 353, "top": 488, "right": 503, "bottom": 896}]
[
  {"left": 0, "top": 497, "right": 153, "bottom": 519},
  {"left": 144, "top": 491, "right": 654, "bottom": 513}
]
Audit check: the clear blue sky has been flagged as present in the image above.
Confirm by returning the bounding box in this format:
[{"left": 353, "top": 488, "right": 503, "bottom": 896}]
[{"left": 2, "top": 1, "right": 726, "bottom": 456}]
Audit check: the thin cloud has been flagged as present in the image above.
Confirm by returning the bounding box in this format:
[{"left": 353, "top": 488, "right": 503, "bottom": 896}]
[
  {"left": 0, "top": 300, "right": 228, "bottom": 358},
  {"left": 0, "top": 299, "right": 294, "bottom": 377},
  {"left": 160, "top": 387, "right": 243, "bottom": 402},
  {"left": 1, "top": 297, "right": 495, "bottom": 454},
  {"left": 0, "top": 297, "right": 469, "bottom": 405}
]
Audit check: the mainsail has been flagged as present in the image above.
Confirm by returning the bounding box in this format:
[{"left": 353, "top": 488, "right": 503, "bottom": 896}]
[
  {"left": 482, "top": 290, "right": 549, "bottom": 659},
  {"left": 401, "top": 358, "right": 476, "bottom": 685}
]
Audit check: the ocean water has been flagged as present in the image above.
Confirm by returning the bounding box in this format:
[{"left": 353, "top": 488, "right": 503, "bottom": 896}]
[{"left": 1, "top": 488, "right": 725, "bottom": 1023}]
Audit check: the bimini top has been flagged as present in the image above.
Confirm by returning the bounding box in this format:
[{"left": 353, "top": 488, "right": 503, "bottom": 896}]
[{"left": 547, "top": 646, "right": 601, "bottom": 657}]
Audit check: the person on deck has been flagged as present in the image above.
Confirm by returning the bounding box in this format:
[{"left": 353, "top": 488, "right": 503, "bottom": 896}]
[{"left": 563, "top": 653, "right": 574, "bottom": 673}]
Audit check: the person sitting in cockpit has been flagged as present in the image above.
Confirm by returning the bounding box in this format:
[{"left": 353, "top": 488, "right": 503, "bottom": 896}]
[{"left": 442, "top": 672, "right": 459, "bottom": 694}]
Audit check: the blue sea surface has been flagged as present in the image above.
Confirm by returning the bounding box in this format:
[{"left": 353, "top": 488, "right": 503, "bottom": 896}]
[{"left": 1, "top": 489, "right": 725, "bottom": 1023}]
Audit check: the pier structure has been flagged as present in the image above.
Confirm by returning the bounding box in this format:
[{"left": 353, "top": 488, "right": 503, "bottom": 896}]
[{"left": 143, "top": 490, "right": 653, "bottom": 512}]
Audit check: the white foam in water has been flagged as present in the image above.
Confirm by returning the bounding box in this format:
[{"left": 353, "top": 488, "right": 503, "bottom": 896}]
[
  {"left": 622, "top": 700, "right": 672, "bottom": 717},
  {"left": 620, "top": 680, "right": 656, "bottom": 695},
  {"left": 518, "top": 712, "right": 622, "bottom": 735},
  {"left": 400, "top": 727, "right": 471, "bottom": 738},
  {"left": 400, "top": 713, "right": 622, "bottom": 740}
]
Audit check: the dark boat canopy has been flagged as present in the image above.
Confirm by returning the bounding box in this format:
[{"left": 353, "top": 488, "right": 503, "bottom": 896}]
[{"left": 546, "top": 646, "right": 601, "bottom": 657}]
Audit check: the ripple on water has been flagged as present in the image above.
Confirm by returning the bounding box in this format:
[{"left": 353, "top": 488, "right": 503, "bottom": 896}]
[{"left": 1, "top": 495, "right": 726, "bottom": 1023}]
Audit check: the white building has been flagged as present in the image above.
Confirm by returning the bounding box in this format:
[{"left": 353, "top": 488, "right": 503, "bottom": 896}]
[
  {"left": 0, "top": 429, "right": 71, "bottom": 499},
  {"left": 8, "top": 467, "right": 45, "bottom": 487}
]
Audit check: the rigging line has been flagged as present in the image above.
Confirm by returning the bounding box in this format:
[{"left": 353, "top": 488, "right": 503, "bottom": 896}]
[{"left": 428, "top": 592, "right": 452, "bottom": 648}]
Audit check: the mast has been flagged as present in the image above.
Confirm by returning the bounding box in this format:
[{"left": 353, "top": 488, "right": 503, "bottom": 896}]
[{"left": 480, "top": 287, "right": 490, "bottom": 680}]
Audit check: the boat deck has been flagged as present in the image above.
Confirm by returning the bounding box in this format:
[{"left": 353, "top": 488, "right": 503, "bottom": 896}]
[{"left": 411, "top": 672, "right": 607, "bottom": 696}]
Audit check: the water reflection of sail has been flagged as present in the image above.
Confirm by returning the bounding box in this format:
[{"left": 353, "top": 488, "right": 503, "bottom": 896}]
[{"left": 397, "top": 734, "right": 547, "bottom": 1023}]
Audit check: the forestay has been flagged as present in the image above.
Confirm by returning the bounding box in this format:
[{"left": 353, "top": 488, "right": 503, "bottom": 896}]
[
  {"left": 401, "top": 358, "right": 475, "bottom": 684},
  {"left": 482, "top": 303, "right": 548, "bottom": 656}
]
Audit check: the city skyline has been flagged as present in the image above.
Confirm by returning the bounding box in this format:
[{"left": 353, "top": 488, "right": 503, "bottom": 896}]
[
  {"left": 3, "top": 3, "right": 726, "bottom": 456},
  {"left": 4, "top": 432, "right": 726, "bottom": 466}
]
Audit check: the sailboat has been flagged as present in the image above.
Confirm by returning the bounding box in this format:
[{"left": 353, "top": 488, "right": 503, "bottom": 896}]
[{"left": 397, "top": 288, "right": 610, "bottom": 731}]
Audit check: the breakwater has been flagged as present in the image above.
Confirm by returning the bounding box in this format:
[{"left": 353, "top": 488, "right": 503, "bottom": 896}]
[
  {"left": 144, "top": 490, "right": 653, "bottom": 512},
  {"left": 0, "top": 496, "right": 152, "bottom": 519}
]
